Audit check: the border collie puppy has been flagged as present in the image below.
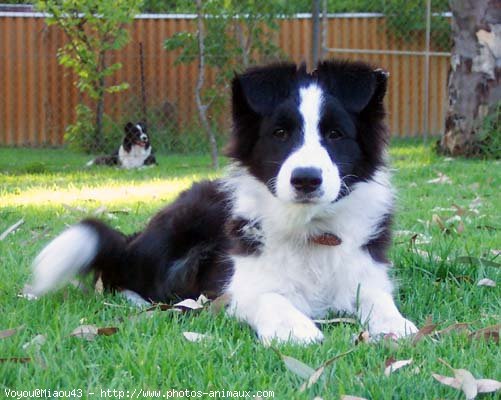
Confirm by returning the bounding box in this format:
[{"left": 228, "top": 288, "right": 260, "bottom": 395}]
[
  {"left": 30, "top": 60, "right": 417, "bottom": 344},
  {"left": 87, "top": 122, "right": 156, "bottom": 169}
]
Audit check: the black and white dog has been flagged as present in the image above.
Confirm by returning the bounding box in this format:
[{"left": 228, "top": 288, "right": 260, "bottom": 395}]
[
  {"left": 30, "top": 60, "right": 417, "bottom": 344},
  {"left": 87, "top": 122, "right": 156, "bottom": 169}
]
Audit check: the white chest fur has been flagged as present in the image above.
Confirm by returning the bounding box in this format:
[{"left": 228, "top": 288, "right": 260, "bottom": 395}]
[
  {"left": 223, "top": 166, "right": 417, "bottom": 344},
  {"left": 118, "top": 145, "right": 151, "bottom": 169}
]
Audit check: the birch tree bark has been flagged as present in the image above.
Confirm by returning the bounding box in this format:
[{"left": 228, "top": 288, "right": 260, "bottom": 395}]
[{"left": 440, "top": 0, "right": 500, "bottom": 156}]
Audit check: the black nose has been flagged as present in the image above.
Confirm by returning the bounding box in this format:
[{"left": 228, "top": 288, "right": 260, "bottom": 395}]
[{"left": 290, "top": 167, "right": 323, "bottom": 194}]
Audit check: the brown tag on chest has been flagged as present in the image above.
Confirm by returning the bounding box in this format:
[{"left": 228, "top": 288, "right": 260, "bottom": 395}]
[{"left": 310, "top": 233, "right": 342, "bottom": 246}]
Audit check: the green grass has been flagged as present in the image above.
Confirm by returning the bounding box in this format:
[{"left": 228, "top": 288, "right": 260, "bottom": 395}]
[{"left": 0, "top": 142, "right": 500, "bottom": 399}]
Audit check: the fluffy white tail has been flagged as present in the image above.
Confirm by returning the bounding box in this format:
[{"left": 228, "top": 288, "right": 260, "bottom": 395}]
[{"left": 31, "top": 224, "right": 99, "bottom": 296}]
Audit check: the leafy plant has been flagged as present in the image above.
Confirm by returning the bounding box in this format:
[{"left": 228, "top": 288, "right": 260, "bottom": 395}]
[
  {"left": 37, "top": 0, "right": 142, "bottom": 152},
  {"left": 164, "top": 0, "right": 288, "bottom": 166}
]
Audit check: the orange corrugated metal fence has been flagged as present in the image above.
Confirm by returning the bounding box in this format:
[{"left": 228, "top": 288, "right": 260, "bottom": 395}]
[{"left": 0, "top": 13, "right": 450, "bottom": 147}]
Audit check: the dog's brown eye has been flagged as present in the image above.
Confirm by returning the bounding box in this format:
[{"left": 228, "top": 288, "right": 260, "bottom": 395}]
[
  {"left": 324, "top": 129, "right": 343, "bottom": 140},
  {"left": 273, "top": 128, "right": 289, "bottom": 141}
]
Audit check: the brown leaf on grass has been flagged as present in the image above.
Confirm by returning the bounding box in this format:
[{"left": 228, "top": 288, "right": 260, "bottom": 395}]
[
  {"left": 210, "top": 293, "right": 231, "bottom": 314},
  {"left": 355, "top": 330, "right": 371, "bottom": 345},
  {"left": 0, "top": 325, "right": 24, "bottom": 340},
  {"left": 456, "top": 221, "right": 465, "bottom": 234},
  {"left": 70, "top": 325, "right": 118, "bottom": 341},
  {"left": 432, "top": 214, "right": 446, "bottom": 231},
  {"left": 0, "top": 357, "right": 31, "bottom": 363},
  {"left": 435, "top": 323, "right": 470, "bottom": 336},
  {"left": 469, "top": 325, "right": 500, "bottom": 344},
  {"left": 0, "top": 218, "right": 25, "bottom": 241},
  {"left": 477, "top": 278, "right": 496, "bottom": 287},
  {"left": 384, "top": 359, "right": 413, "bottom": 377},
  {"left": 298, "top": 348, "right": 355, "bottom": 392},
  {"left": 412, "top": 317, "right": 437, "bottom": 345},
  {"left": 97, "top": 327, "right": 119, "bottom": 336}
]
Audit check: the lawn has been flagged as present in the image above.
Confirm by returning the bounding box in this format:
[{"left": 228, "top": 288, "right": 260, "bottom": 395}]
[{"left": 0, "top": 142, "right": 500, "bottom": 399}]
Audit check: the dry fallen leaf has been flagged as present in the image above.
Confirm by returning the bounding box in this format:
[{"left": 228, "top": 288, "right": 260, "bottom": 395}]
[
  {"left": 97, "top": 327, "right": 119, "bottom": 336},
  {"left": 469, "top": 325, "right": 500, "bottom": 344},
  {"left": 279, "top": 353, "right": 315, "bottom": 380},
  {"left": 210, "top": 293, "right": 231, "bottom": 314},
  {"left": 435, "top": 322, "right": 470, "bottom": 336},
  {"left": 476, "top": 379, "right": 501, "bottom": 393},
  {"left": 477, "top": 278, "right": 496, "bottom": 287},
  {"left": 22, "top": 334, "right": 46, "bottom": 350},
  {"left": 0, "top": 325, "right": 24, "bottom": 340},
  {"left": 298, "top": 348, "right": 355, "bottom": 392},
  {"left": 355, "top": 331, "right": 371, "bottom": 345},
  {"left": 384, "top": 359, "right": 413, "bottom": 377},
  {"left": 427, "top": 172, "right": 452, "bottom": 184},
  {"left": 173, "top": 298, "right": 204, "bottom": 310},
  {"left": 0, "top": 218, "right": 25, "bottom": 241},
  {"left": 433, "top": 359, "right": 501, "bottom": 399},
  {"left": 412, "top": 317, "right": 437, "bottom": 345},
  {"left": 70, "top": 325, "right": 99, "bottom": 341},
  {"left": 0, "top": 357, "right": 31, "bottom": 363},
  {"left": 455, "top": 368, "right": 478, "bottom": 400},
  {"left": 94, "top": 274, "right": 104, "bottom": 294},
  {"left": 182, "top": 331, "right": 210, "bottom": 343},
  {"left": 70, "top": 325, "right": 118, "bottom": 341}
]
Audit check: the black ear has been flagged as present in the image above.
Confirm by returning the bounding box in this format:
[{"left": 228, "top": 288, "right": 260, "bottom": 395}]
[
  {"left": 232, "top": 63, "right": 298, "bottom": 116},
  {"left": 316, "top": 60, "right": 388, "bottom": 113},
  {"left": 124, "top": 122, "right": 135, "bottom": 134}
]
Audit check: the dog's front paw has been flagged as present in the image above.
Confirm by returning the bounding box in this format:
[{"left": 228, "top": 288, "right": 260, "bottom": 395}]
[
  {"left": 368, "top": 316, "right": 418, "bottom": 339},
  {"left": 257, "top": 312, "right": 324, "bottom": 346}
]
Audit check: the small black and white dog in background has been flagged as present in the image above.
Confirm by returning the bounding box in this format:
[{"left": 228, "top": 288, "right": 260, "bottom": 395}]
[
  {"left": 30, "top": 59, "right": 417, "bottom": 345},
  {"left": 86, "top": 122, "right": 157, "bottom": 169}
]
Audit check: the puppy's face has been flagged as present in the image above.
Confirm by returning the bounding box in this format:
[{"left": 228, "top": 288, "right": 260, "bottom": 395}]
[
  {"left": 227, "top": 61, "right": 389, "bottom": 204},
  {"left": 123, "top": 122, "right": 150, "bottom": 152}
]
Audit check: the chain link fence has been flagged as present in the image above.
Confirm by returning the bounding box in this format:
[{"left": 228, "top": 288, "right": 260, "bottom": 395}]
[{"left": 0, "top": 0, "right": 452, "bottom": 155}]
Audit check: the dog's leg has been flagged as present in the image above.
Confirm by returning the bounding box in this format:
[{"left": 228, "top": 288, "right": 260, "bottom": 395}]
[
  {"left": 357, "top": 288, "right": 417, "bottom": 338},
  {"left": 229, "top": 292, "right": 324, "bottom": 345}
]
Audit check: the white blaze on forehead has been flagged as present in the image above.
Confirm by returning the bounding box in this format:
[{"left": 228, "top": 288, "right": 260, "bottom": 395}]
[
  {"left": 274, "top": 83, "right": 342, "bottom": 204},
  {"left": 299, "top": 84, "right": 323, "bottom": 145},
  {"left": 136, "top": 124, "right": 144, "bottom": 134}
]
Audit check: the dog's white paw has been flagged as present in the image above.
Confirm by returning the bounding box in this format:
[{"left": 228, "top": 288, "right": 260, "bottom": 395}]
[
  {"left": 368, "top": 316, "right": 418, "bottom": 338},
  {"left": 257, "top": 312, "right": 324, "bottom": 346}
]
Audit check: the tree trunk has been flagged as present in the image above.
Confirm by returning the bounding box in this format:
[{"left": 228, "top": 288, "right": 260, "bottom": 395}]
[
  {"left": 439, "top": 0, "right": 500, "bottom": 156},
  {"left": 94, "top": 52, "right": 106, "bottom": 152},
  {"left": 195, "top": 0, "right": 219, "bottom": 169}
]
